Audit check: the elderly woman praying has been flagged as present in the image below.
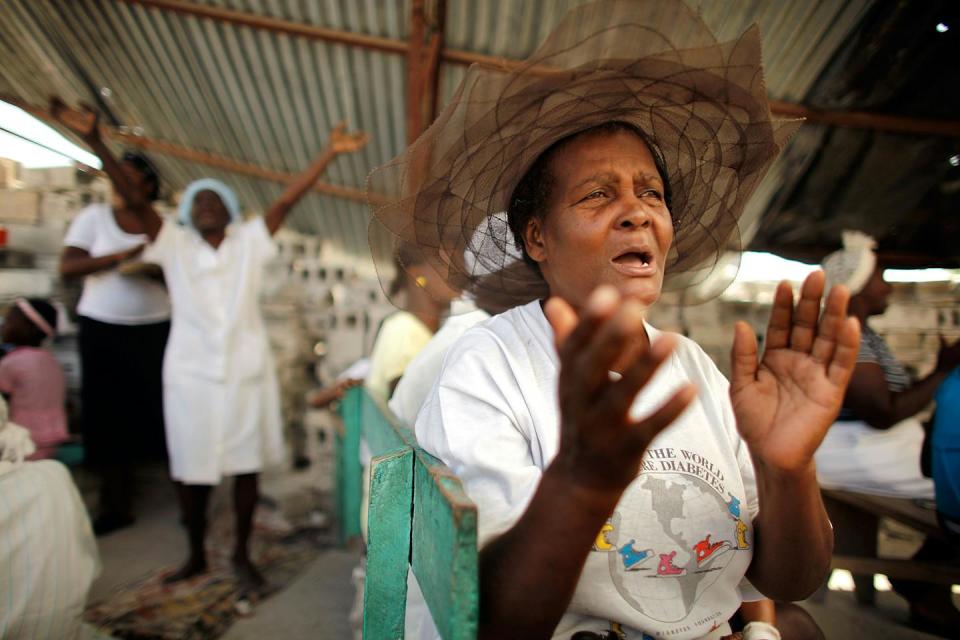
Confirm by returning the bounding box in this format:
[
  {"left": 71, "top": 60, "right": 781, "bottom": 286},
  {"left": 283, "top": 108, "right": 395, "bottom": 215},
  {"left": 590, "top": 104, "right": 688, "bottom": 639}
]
[{"left": 368, "top": 2, "right": 860, "bottom": 638}]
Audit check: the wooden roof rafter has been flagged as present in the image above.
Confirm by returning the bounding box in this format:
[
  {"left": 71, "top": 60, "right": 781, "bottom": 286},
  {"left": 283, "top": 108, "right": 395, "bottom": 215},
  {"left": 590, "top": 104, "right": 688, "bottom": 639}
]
[
  {"left": 113, "top": 0, "right": 960, "bottom": 140},
  {"left": 3, "top": 94, "right": 387, "bottom": 205},
  {"left": 406, "top": 0, "right": 447, "bottom": 144}
]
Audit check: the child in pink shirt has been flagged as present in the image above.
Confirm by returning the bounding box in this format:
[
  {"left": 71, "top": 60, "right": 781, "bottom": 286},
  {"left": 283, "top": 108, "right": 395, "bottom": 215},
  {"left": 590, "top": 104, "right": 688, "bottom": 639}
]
[{"left": 0, "top": 298, "right": 68, "bottom": 459}]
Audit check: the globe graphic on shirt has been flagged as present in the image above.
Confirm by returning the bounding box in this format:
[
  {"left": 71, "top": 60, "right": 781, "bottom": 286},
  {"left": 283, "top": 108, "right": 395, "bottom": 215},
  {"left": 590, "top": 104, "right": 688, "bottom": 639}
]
[{"left": 603, "top": 472, "right": 744, "bottom": 623}]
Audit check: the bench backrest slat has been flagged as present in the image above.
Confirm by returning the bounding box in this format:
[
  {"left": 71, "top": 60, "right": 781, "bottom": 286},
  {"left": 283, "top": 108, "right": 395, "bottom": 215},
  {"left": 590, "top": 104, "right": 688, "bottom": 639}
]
[
  {"left": 412, "top": 449, "right": 479, "bottom": 640},
  {"left": 362, "top": 389, "right": 416, "bottom": 454},
  {"left": 356, "top": 388, "right": 479, "bottom": 639},
  {"left": 365, "top": 446, "right": 414, "bottom": 639}
]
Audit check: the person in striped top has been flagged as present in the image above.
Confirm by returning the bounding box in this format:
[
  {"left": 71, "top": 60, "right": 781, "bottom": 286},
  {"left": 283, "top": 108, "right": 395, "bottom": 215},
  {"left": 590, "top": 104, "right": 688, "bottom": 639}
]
[
  {"left": 816, "top": 231, "right": 960, "bottom": 498},
  {"left": 816, "top": 231, "right": 960, "bottom": 635}
]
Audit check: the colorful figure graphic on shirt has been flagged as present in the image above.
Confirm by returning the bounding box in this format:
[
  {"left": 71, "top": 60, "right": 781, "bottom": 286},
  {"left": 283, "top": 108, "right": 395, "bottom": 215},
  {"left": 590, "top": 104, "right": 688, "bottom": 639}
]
[
  {"left": 726, "top": 493, "right": 741, "bottom": 519},
  {"left": 692, "top": 534, "right": 729, "bottom": 566},
  {"left": 594, "top": 522, "right": 616, "bottom": 551},
  {"left": 618, "top": 539, "right": 655, "bottom": 570},
  {"left": 609, "top": 622, "right": 628, "bottom": 639},
  {"left": 657, "top": 551, "right": 686, "bottom": 577},
  {"left": 735, "top": 518, "right": 750, "bottom": 550},
  {"left": 606, "top": 469, "right": 746, "bottom": 625}
]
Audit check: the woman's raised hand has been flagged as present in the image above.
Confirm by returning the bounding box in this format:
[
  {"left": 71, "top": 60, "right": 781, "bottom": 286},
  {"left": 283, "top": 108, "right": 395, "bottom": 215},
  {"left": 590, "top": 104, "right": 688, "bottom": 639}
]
[
  {"left": 328, "top": 121, "right": 369, "bottom": 154},
  {"left": 545, "top": 286, "right": 696, "bottom": 494},
  {"left": 49, "top": 97, "right": 100, "bottom": 144},
  {"left": 730, "top": 270, "right": 861, "bottom": 473}
]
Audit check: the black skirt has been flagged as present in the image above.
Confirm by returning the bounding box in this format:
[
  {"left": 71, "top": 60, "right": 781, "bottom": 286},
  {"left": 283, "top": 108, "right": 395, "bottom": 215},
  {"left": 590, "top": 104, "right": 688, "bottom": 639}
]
[{"left": 78, "top": 316, "right": 170, "bottom": 465}]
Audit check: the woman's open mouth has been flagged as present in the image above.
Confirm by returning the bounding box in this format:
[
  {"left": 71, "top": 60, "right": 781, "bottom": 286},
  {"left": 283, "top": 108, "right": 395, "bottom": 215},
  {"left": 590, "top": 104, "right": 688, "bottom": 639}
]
[{"left": 611, "top": 250, "right": 657, "bottom": 276}]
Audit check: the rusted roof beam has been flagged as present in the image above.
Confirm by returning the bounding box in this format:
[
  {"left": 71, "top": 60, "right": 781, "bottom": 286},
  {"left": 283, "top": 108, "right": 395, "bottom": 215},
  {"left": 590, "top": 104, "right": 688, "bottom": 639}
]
[
  {"left": 423, "top": 0, "right": 447, "bottom": 135},
  {"left": 4, "top": 95, "right": 386, "bottom": 205},
  {"left": 113, "top": 0, "right": 960, "bottom": 139},
  {"left": 406, "top": 0, "right": 446, "bottom": 144},
  {"left": 116, "top": 0, "right": 407, "bottom": 55},
  {"left": 769, "top": 100, "right": 960, "bottom": 139},
  {"left": 406, "top": 0, "right": 427, "bottom": 145}
]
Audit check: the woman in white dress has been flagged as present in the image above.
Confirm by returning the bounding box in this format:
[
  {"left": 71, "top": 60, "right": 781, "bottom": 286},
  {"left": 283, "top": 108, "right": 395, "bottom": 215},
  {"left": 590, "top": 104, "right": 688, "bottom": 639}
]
[{"left": 52, "top": 99, "right": 368, "bottom": 588}]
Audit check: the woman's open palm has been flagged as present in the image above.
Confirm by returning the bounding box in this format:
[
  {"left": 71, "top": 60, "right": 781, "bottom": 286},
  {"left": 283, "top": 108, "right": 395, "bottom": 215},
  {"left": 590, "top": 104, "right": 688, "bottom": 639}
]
[
  {"left": 49, "top": 97, "right": 100, "bottom": 143},
  {"left": 329, "top": 121, "right": 369, "bottom": 154},
  {"left": 730, "top": 271, "right": 861, "bottom": 472}
]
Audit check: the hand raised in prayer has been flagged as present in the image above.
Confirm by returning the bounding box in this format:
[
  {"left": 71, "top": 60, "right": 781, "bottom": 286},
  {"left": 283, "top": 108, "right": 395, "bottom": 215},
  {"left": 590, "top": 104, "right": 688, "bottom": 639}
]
[
  {"left": 309, "top": 378, "right": 363, "bottom": 408},
  {"left": 545, "top": 286, "right": 696, "bottom": 494},
  {"left": 730, "top": 270, "right": 861, "bottom": 473},
  {"left": 328, "top": 121, "right": 369, "bottom": 154},
  {"left": 49, "top": 97, "right": 100, "bottom": 144}
]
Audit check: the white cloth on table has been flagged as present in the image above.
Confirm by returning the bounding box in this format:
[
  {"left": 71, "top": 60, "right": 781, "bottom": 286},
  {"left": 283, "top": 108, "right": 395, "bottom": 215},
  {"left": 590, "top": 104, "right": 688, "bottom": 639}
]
[
  {"left": 409, "top": 300, "right": 760, "bottom": 640},
  {"left": 0, "top": 460, "right": 100, "bottom": 639},
  {"left": 143, "top": 217, "right": 284, "bottom": 484},
  {"left": 62, "top": 203, "right": 171, "bottom": 325},
  {"left": 816, "top": 417, "right": 934, "bottom": 498},
  {"left": 816, "top": 325, "right": 934, "bottom": 499}
]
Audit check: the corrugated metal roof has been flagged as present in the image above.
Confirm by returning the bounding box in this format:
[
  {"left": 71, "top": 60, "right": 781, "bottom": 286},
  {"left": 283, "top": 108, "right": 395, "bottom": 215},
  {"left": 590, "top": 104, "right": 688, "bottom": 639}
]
[{"left": 4, "top": 0, "right": 955, "bottom": 268}]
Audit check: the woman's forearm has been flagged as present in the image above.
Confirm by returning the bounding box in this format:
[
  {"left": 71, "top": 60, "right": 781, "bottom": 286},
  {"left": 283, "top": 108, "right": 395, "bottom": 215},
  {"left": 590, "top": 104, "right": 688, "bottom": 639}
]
[
  {"left": 264, "top": 149, "right": 337, "bottom": 234},
  {"left": 883, "top": 372, "right": 949, "bottom": 427},
  {"left": 478, "top": 464, "right": 623, "bottom": 640},
  {"left": 60, "top": 249, "right": 127, "bottom": 278},
  {"left": 87, "top": 139, "right": 162, "bottom": 239},
  {"left": 746, "top": 461, "right": 832, "bottom": 601},
  {"left": 87, "top": 138, "right": 143, "bottom": 208}
]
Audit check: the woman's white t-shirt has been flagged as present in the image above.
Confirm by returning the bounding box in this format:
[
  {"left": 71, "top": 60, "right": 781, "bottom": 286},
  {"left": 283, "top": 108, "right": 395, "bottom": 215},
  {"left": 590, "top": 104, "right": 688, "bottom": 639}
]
[
  {"left": 412, "top": 300, "right": 760, "bottom": 640},
  {"left": 63, "top": 204, "right": 171, "bottom": 325}
]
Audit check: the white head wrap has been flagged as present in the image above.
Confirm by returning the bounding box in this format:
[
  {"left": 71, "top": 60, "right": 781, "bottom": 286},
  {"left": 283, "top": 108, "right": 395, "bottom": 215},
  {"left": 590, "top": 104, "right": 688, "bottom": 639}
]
[
  {"left": 821, "top": 230, "right": 877, "bottom": 296},
  {"left": 0, "top": 396, "right": 36, "bottom": 476},
  {"left": 177, "top": 178, "right": 241, "bottom": 228}
]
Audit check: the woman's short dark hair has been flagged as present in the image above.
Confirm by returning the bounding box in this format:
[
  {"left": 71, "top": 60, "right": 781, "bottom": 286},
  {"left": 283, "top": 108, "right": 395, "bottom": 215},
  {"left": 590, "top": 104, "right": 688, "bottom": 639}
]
[
  {"left": 121, "top": 151, "right": 161, "bottom": 202},
  {"left": 506, "top": 122, "right": 672, "bottom": 268}
]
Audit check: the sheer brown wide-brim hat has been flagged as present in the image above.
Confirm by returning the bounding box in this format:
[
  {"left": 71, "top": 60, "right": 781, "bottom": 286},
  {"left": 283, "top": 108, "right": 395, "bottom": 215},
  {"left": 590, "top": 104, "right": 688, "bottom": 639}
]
[{"left": 367, "top": 0, "right": 801, "bottom": 310}]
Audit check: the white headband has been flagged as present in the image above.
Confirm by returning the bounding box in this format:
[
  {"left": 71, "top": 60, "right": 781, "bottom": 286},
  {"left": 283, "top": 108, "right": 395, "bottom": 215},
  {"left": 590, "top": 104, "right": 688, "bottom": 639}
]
[{"left": 15, "top": 298, "right": 55, "bottom": 338}]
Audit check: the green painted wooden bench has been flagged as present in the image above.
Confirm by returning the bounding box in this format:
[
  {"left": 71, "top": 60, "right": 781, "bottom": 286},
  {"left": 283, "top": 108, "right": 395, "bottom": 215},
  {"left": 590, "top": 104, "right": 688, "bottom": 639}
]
[
  {"left": 359, "top": 388, "right": 479, "bottom": 639},
  {"left": 336, "top": 385, "right": 364, "bottom": 545}
]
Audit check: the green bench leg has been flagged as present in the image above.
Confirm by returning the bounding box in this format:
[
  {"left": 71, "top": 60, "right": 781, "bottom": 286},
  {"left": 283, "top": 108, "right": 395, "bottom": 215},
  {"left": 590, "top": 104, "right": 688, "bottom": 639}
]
[
  {"left": 364, "top": 448, "right": 414, "bottom": 640},
  {"left": 338, "top": 387, "right": 364, "bottom": 545}
]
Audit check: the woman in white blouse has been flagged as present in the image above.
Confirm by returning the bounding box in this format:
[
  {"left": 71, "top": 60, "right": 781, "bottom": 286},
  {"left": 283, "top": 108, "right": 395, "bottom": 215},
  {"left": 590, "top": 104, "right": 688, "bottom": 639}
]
[{"left": 60, "top": 147, "right": 170, "bottom": 536}]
